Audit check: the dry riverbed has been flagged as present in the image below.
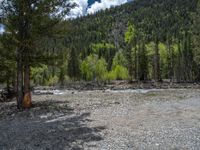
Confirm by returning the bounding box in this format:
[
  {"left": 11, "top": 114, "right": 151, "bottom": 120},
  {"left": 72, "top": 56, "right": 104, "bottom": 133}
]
[{"left": 0, "top": 89, "right": 200, "bottom": 150}]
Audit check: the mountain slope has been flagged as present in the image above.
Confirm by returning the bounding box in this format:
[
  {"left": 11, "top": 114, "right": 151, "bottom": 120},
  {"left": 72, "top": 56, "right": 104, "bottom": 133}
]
[{"left": 68, "top": 0, "right": 197, "bottom": 51}]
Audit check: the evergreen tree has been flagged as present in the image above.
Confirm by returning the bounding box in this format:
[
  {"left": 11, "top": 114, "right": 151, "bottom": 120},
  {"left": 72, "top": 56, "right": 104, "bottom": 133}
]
[
  {"left": 68, "top": 47, "right": 80, "bottom": 80},
  {"left": 0, "top": 0, "right": 72, "bottom": 109}
]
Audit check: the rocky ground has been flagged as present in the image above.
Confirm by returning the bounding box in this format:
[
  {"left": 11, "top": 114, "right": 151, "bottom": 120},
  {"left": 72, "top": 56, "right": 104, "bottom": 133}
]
[{"left": 0, "top": 88, "right": 200, "bottom": 150}]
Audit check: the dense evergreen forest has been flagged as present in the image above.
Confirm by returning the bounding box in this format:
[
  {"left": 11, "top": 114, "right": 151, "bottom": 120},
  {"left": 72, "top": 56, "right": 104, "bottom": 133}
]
[
  {"left": 67, "top": 0, "right": 200, "bottom": 83},
  {"left": 0, "top": 0, "right": 199, "bottom": 108}
]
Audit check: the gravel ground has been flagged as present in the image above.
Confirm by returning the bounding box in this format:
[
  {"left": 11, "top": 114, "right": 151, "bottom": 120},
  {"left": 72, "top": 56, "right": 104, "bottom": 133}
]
[{"left": 0, "top": 89, "right": 200, "bottom": 150}]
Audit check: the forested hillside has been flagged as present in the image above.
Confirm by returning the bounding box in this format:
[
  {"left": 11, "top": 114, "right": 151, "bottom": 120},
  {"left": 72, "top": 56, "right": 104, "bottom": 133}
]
[
  {"left": 1, "top": 1, "right": 200, "bottom": 148},
  {"left": 67, "top": 0, "right": 199, "bottom": 82},
  {"left": 0, "top": 0, "right": 199, "bottom": 90}
]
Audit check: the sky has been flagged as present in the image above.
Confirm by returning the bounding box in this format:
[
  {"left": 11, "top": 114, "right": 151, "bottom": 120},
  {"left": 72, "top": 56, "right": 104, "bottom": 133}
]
[
  {"left": 0, "top": 24, "right": 4, "bottom": 34},
  {"left": 0, "top": 0, "right": 133, "bottom": 19},
  {"left": 0, "top": 0, "right": 133, "bottom": 33},
  {"left": 67, "top": 0, "right": 133, "bottom": 19}
]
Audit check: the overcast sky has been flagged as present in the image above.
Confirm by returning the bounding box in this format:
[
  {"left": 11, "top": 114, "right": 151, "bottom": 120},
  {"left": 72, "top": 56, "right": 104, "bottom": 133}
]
[{"left": 67, "top": 0, "right": 133, "bottom": 19}]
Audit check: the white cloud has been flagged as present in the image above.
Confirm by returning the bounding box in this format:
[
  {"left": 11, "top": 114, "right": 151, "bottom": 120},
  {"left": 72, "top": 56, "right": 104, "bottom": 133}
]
[
  {"left": 66, "top": 0, "right": 88, "bottom": 19},
  {"left": 87, "top": 0, "right": 129, "bottom": 14},
  {"left": 67, "top": 0, "right": 133, "bottom": 19}
]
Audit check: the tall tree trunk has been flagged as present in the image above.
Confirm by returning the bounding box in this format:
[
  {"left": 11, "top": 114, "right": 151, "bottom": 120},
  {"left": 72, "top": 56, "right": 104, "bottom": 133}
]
[
  {"left": 167, "top": 37, "right": 174, "bottom": 82},
  {"left": 17, "top": 48, "right": 24, "bottom": 109},
  {"left": 136, "top": 44, "right": 140, "bottom": 81},
  {"left": 6, "top": 71, "right": 10, "bottom": 91},
  {"left": 171, "top": 46, "right": 174, "bottom": 82},
  {"left": 127, "top": 45, "right": 134, "bottom": 81},
  {"left": 154, "top": 38, "right": 161, "bottom": 81},
  {"left": 12, "top": 73, "right": 17, "bottom": 94},
  {"left": 134, "top": 45, "right": 138, "bottom": 80},
  {"left": 23, "top": 54, "right": 32, "bottom": 108},
  {"left": 176, "top": 39, "right": 182, "bottom": 82},
  {"left": 140, "top": 41, "right": 148, "bottom": 81}
]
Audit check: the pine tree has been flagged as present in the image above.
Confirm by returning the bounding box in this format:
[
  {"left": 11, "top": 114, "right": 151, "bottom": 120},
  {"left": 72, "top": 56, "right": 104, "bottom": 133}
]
[
  {"left": 68, "top": 47, "right": 80, "bottom": 80},
  {"left": 0, "top": 0, "right": 72, "bottom": 109}
]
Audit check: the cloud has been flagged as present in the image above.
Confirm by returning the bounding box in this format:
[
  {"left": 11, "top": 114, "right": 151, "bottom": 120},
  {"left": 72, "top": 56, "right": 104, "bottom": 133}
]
[
  {"left": 66, "top": 0, "right": 88, "bottom": 19},
  {"left": 67, "top": 0, "right": 133, "bottom": 19},
  {"left": 87, "top": 0, "right": 129, "bottom": 14}
]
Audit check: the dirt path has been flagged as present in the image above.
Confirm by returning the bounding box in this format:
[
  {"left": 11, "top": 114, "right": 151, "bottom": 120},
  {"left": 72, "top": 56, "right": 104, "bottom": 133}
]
[{"left": 0, "top": 89, "right": 200, "bottom": 149}]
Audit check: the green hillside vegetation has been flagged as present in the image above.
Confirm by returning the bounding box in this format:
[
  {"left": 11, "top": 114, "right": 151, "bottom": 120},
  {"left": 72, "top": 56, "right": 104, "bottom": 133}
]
[{"left": 0, "top": 0, "right": 200, "bottom": 108}]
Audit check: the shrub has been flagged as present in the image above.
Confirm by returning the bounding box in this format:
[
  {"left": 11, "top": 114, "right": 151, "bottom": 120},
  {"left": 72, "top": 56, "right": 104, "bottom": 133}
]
[
  {"left": 95, "top": 58, "right": 108, "bottom": 81},
  {"left": 112, "top": 51, "right": 128, "bottom": 69},
  {"left": 80, "top": 54, "right": 98, "bottom": 81},
  {"left": 105, "top": 71, "right": 116, "bottom": 81},
  {"left": 31, "top": 65, "right": 48, "bottom": 85},
  {"left": 80, "top": 55, "right": 108, "bottom": 81},
  {"left": 105, "top": 65, "right": 130, "bottom": 81},
  {"left": 114, "top": 65, "right": 130, "bottom": 80},
  {"left": 46, "top": 76, "right": 59, "bottom": 86}
]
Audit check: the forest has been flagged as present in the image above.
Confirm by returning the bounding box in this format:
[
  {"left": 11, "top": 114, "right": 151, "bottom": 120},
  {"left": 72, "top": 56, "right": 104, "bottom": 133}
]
[
  {"left": 0, "top": 0, "right": 200, "bottom": 149},
  {"left": 0, "top": 0, "right": 199, "bottom": 108}
]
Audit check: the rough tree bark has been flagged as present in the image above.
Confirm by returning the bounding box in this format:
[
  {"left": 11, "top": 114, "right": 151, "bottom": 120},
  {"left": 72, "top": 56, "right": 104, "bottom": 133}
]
[
  {"left": 23, "top": 61, "right": 32, "bottom": 108},
  {"left": 167, "top": 36, "right": 174, "bottom": 82},
  {"left": 154, "top": 38, "right": 161, "bottom": 82},
  {"left": 17, "top": 48, "right": 24, "bottom": 109},
  {"left": 134, "top": 45, "right": 138, "bottom": 80},
  {"left": 16, "top": 0, "right": 32, "bottom": 109}
]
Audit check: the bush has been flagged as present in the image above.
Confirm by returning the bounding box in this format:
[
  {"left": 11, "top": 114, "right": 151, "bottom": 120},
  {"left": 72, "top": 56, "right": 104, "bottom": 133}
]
[
  {"left": 112, "top": 51, "right": 128, "bottom": 69},
  {"left": 114, "top": 65, "right": 130, "bottom": 80},
  {"left": 80, "top": 55, "right": 98, "bottom": 81},
  {"left": 80, "top": 54, "right": 129, "bottom": 82},
  {"left": 105, "top": 65, "right": 130, "bottom": 81},
  {"left": 95, "top": 58, "right": 108, "bottom": 81},
  {"left": 105, "top": 71, "right": 116, "bottom": 81},
  {"left": 106, "top": 52, "right": 130, "bottom": 81},
  {"left": 46, "top": 76, "right": 59, "bottom": 86},
  {"left": 31, "top": 65, "right": 48, "bottom": 85},
  {"left": 80, "top": 55, "right": 108, "bottom": 81}
]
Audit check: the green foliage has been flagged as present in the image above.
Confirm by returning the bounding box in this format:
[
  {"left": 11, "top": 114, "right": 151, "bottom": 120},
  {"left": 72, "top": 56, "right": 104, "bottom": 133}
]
[
  {"left": 1, "top": 0, "right": 200, "bottom": 87},
  {"left": 90, "top": 43, "right": 116, "bottom": 70},
  {"left": 31, "top": 65, "right": 48, "bottom": 85},
  {"left": 91, "top": 43, "right": 115, "bottom": 54},
  {"left": 46, "top": 76, "right": 59, "bottom": 86},
  {"left": 80, "top": 54, "right": 108, "bottom": 81},
  {"left": 80, "top": 52, "right": 129, "bottom": 82},
  {"left": 124, "top": 23, "right": 137, "bottom": 79},
  {"left": 105, "top": 71, "right": 116, "bottom": 81},
  {"left": 68, "top": 47, "right": 80, "bottom": 80},
  {"left": 106, "top": 52, "right": 130, "bottom": 81},
  {"left": 0, "top": 34, "right": 16, "bottom": 85},
  {"left": 159, "top": 43, "right": 168, "bottom": 78},
  {"left": 146, "top": 42, "right": 155, "bottom": 57},
  {"left": 95, "top": 58, "right": 108, "bottom": 81},
  {"left": 125, "top": 24, "right": 136, "bottom": 44},
  {"left": 80, "top": 54, "right": 98, "bottom": 81},
  {"left": 108, "top": 65, "right": 130, "bottom": 80},
  {"left": 71, "top": 0, "right": 198, "bottom": 81},
  {"left": 112, "top": 52, "right": 128, "bottom": 69},
  {"left": 192, "top": 1, "right": 200, "bottom": 65}
]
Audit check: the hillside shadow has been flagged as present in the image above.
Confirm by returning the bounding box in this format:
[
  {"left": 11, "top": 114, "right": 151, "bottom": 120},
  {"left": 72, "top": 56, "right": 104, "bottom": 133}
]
[{"left": 0, "top": 99, "right": 106, "bottom": 150}]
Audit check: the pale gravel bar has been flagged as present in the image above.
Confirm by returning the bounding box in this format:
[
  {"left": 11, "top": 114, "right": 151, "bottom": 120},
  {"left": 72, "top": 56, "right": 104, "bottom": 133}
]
[{"left": 0, "top": 89, "right": 200, "bottom": 150}]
